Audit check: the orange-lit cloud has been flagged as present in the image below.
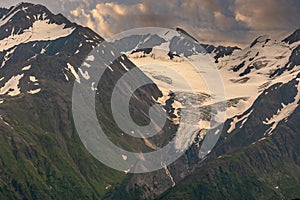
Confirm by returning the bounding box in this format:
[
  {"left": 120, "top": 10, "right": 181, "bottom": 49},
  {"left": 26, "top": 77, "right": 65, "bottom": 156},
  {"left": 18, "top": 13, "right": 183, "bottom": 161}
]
[{"left": 1, "top": 0, "right": 300, "bottom": 46}]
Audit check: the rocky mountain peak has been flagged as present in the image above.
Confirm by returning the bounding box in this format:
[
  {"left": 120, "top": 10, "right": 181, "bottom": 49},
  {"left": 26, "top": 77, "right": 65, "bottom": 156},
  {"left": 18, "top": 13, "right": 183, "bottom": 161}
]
[{"left": 282, "top": 29, "right": 300, "bottom": 45}]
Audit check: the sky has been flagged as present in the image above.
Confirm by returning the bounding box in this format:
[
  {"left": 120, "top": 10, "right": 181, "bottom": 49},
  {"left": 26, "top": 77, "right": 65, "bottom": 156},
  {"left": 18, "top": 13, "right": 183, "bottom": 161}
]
[{"left": 1, "top": 0, "right": 300, "bottom": 47}]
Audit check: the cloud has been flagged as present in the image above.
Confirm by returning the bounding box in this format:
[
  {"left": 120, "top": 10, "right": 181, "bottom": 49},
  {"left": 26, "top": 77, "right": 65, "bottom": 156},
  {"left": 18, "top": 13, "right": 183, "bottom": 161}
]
[
  {"left": 70, "top": 1, "right": 184, "bottom": 37},
  {"left": 70, "top": 7, "right": 96, "bottom": 31},
  {"left": 1, "top": 0, "right": 300, "bottom": 46},
  {"left": 234, "top": 0, "right": 300, "bottom": 31},
  {"left": 68, "top": 0, "right": 247, "bottom": 45},
  {"left": 89, "top": 2, "right": 148, "bottom": 36}
]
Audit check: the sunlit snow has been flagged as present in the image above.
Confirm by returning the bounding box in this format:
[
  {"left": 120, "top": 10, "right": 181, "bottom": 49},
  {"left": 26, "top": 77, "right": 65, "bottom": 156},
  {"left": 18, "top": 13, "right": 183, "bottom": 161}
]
[
  {"left": 0, "top": 74, "right": 24, "bottom": 96},
  {"left": 0, "top": 20, "right": 75, "bottom": 52}
]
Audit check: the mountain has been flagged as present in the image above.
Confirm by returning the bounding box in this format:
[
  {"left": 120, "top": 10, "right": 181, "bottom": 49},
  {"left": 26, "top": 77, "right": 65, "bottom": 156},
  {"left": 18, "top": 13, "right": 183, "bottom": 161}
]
[
  {"left": 0, "top": 2, "right": 300, "bottom": 200},
  {"left": 102, "top": 26, "right": 300, "bottom": 199},
  {"left": 0, "top": 2, "right": 181, "bottom": 199},
  {"left": 282, "top": 29, "right": 300, "bottom": 45},
  {"left": 159, "top": 77, "right": 300, "bottom": 199},
  {"left": 0, "top": 3, "right": 127, "bottom": 199},
  {"left": 167, "top": 37, "right": 300, "bottom": 198}
]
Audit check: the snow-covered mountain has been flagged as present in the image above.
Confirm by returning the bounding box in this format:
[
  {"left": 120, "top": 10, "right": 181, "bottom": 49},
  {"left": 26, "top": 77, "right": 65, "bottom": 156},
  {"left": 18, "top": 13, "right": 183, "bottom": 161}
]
[
  {"left": 0, "top": 4, "right": 75, "bottom": 52},
  {"left": 218, "top": 34, "right": 300, "bottom": 134},
  {"left": 0, "top": 2, "right": 299, "bottom": 199},
  {"left": 0, "top": 2, "right": 102, "bottom": 101},
  {"left": 105, "top": 27, "right": 300, "bottom": 152},
  {"left": 100, "top": 27, "right": 300, "bottom": 199}
]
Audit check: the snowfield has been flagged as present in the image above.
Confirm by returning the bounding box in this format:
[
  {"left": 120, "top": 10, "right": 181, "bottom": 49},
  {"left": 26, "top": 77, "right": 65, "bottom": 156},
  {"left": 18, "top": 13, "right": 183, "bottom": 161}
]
[
  {"left": 0, "top": 19, "right": 75, "bottom": 52},
  {"left": 126, "top": 33, "right": 300, "bottom": 151}
]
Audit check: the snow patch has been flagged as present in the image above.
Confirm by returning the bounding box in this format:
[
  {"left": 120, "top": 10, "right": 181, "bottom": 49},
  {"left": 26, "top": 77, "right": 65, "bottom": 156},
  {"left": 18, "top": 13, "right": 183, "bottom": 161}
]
[
  {"left": 0, "top": 8, "right": 21, "bottom": 27},
  {"left": 227, "top": 109, "right": 253, "bottom": 133},
  {"left": 91, "top": 82, "right": 97, "bottom": 91},
  {"left": 227, "top": 117, "right": 238, "bottom": 134},
  {"left": 78, "top": 68, "right": 90, "bottom": 80},
  {"left": 120, "top": 61, "right": 129, "bottom": 71},
  {"left": 0, "top": 74, "right": 24, "bottom": 96},
  {"left": 86, "top": 55, "right": 95, "bottom": 61},
  {"left": 67, "top": 63, "right": 80, "bottom": 83},
  {"left": 28, "top": 88, "right": 41, "bottom": 94},
  {"left": 121, "top": 154, "right": 128, "bottom": 161},
  {"left": 1, "top": 47, "right": 17, "bottom": 68},
  {"left": 29, "top": 76, "right": 38, "bottom": 83},
  {"left": 258, "top": 137, "right": 267, "bottom": 141},
  {"left": 63, "top": 71, "right": 69, "bottom": 81},
  {"left": 40, "top": 48, "right": 46, "bottom": 54},
  {"left": 162, "top": 163, "right": 176, "bottom": 187},
  {"left": 82, "top": 62, "right": 91, "bottom": 68},
  {"left": 0, "top": 115, "right": 13, "bottom": 129},
  {"left": 22, "top": 65, "right": 31, "bottom": 71}
]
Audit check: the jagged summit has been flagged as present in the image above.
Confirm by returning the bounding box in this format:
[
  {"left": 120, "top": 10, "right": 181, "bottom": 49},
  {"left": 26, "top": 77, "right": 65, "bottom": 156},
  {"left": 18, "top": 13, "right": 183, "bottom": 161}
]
[
  {"left": 0, "top": 2, "right": 80, "bottom": 52},
  {"left": 0, "top": 2, "right": 103, "bottom": 99},
  {"left": 175, "top": 27, "right": 199, "bottom": 42},
  {"left": 282, "top": 29, "right": 300, "bottom": 45},
  {"left": 249, "top": 35, "right": 271, "bottom": 48}
]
